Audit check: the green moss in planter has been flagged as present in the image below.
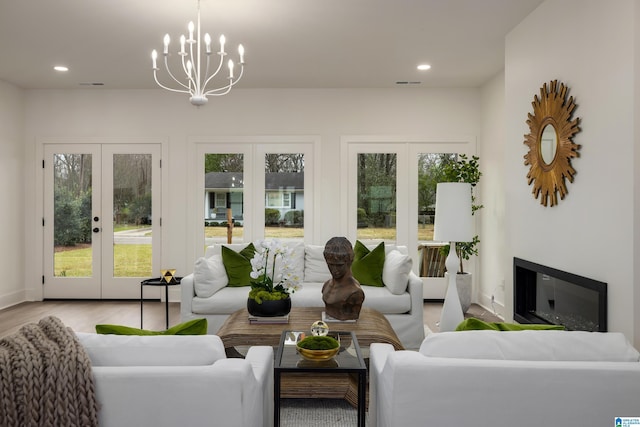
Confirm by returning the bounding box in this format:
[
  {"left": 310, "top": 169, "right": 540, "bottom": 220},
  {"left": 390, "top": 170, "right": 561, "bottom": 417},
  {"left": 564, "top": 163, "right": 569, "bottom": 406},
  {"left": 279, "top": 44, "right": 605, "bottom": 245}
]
[{"left": 297, "top": 335, "right": 339, "bottom": 350}]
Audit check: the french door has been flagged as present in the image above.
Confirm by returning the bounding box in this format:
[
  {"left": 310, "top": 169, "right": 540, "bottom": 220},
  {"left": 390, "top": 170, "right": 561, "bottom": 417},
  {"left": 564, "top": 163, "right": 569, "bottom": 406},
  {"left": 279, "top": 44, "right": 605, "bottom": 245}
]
[{"left": 43, "top": 143, "right": 162, "bottom": 299}]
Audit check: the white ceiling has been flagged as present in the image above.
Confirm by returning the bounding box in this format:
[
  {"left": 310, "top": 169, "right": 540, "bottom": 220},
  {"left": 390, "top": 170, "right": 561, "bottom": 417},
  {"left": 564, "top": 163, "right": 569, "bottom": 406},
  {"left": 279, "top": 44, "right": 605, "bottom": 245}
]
[{"left": 0, "top": 0, "right": 543, "bottom": 91}]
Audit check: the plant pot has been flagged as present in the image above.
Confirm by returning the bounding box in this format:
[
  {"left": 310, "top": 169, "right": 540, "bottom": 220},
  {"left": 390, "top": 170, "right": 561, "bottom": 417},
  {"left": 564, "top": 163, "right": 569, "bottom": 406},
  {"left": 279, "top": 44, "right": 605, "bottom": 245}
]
[
  {"left": 444, "top": 272, "right": 472, "bottom": 313},
  {"left": 247, "top": 296, "right": 291, "bottom": 317}
]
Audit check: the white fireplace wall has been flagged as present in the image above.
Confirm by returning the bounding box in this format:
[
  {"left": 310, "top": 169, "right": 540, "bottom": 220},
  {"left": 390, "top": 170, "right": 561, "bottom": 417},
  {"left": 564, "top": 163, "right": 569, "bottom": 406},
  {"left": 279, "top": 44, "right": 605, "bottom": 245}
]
[{"left": 504, "top": 0, "right": 638, "bottom": 345}]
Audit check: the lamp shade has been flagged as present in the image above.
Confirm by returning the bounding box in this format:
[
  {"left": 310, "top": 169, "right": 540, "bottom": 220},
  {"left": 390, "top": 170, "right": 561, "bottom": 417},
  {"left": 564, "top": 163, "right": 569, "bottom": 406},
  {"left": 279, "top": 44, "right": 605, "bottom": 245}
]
[{"left": 433, "top": 182, "right": 473, "bottom": 242}]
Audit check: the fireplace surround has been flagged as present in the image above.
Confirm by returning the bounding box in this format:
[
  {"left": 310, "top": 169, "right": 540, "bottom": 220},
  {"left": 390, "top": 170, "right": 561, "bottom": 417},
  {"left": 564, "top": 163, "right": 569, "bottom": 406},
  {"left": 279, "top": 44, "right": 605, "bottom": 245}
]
[{"left": 513, "top": 257, "right": 607, "bottom": 331}]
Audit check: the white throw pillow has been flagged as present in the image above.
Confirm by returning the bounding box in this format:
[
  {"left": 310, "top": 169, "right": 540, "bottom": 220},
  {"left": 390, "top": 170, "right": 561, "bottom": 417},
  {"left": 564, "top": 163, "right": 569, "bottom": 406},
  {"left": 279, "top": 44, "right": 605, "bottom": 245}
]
[
  {"left": 193, "top": 255, "right": 228, "bottom": 298},
  {"left": 382, "top": 250, "right": 412, "bottom": 295},
  {"left": 304, "top": 245, "right": 332, "bottom": 282}
]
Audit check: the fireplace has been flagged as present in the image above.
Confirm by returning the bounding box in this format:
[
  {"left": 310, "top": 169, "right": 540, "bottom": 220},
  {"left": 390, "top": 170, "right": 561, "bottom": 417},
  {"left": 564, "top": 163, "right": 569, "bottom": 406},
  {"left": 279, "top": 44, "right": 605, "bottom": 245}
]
[{"left": 513, "top": 258, "right": 607, "bottom": 332}]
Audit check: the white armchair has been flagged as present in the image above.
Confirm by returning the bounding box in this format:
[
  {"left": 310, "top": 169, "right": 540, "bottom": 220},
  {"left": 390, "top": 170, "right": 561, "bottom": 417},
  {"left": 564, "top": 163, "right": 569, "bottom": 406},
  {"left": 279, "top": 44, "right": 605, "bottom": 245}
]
[
  {"left": 370, "top": 330, "right": 640, "bottom": 427},
  {"left": 77, "top": 333, "right": 273, "bottom": 427}
]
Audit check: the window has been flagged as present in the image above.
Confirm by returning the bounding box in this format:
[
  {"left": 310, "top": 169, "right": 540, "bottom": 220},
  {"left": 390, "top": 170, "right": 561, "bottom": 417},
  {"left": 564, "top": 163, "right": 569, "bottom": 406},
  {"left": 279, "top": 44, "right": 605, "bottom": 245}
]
[
  {"left": 356, "top": 153, "right": 397, "bottom": 244},
  {"left": 203, "top": 153, "right": 245, "bottom": 244},
  {"left": 264, "top": 153, "right": 304, "bottom": 239},
  {"left": 345, "top": 138, "right": 475, "bottom": 284}
]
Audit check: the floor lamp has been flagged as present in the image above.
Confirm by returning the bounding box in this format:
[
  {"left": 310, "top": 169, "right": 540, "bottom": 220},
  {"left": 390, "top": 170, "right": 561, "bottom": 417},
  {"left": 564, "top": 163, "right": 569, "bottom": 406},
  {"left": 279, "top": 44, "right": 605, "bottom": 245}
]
[{"left": 433, "top": 182, "right": 473, "bottom": 332}]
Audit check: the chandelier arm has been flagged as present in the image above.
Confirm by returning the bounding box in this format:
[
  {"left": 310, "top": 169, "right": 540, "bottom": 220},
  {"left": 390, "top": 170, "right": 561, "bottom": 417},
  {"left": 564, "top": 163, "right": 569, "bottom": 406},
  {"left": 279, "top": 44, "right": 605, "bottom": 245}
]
[
  {"left": 180, "top": 50, "right": 197, "bottom": 95},
  {"left": 188, "top": 36, "right": 201, "bottom": 96},
  {"left": 202, "top": 52, "right": 226, "bottom": 90},
  {"left": 162, "top": 55, "right": 191, "bottom": 92},
  {"left": 153, "top": 69, "right": 190, "bottom": 94},
  {"left": 204, "top": 65, "right": 244, "bottom": 96}
]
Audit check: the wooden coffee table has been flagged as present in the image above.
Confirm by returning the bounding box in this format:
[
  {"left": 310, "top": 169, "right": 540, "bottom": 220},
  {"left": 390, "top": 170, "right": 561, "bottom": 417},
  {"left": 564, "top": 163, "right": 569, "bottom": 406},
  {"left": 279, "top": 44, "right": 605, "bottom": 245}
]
[{"left": 217, "top": 306, "right": 404, "bottom": 405}]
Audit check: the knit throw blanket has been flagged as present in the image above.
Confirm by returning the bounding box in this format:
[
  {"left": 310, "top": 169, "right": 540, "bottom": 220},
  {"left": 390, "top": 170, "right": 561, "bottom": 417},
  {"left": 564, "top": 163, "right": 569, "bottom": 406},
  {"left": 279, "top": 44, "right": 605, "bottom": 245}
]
[{"left": 0, "top": 316, "right": 99, "bottom": 427}]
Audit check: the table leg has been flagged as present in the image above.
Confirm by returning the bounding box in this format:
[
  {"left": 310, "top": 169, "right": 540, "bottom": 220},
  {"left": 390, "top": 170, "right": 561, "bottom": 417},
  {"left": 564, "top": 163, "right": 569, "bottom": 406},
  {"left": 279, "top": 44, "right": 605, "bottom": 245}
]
[
  {"left": 140, "top": 283, "right": 144, "bottom": 328},
  {"left": 274, "top": 370, "right": 281, "bottom": 427},
  {"left": 358, "top": 371, "right": 366, "bottom": 427},
  {"left": 165, "top": 284, "right": 169, "bottom": 330}
]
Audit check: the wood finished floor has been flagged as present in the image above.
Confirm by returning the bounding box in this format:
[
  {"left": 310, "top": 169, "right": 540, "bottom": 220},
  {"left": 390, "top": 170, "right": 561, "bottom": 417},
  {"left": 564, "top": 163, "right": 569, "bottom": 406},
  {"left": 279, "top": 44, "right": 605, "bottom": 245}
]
[{"left": 0, "top": 300, "right": 502, "bottom": 339}]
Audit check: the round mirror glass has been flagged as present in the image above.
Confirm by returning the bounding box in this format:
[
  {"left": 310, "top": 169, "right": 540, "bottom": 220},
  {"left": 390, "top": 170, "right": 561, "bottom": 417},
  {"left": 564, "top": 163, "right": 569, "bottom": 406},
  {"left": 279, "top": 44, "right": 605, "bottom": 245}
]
[{"left": 540, "top": 124, "right": 558, "bottom": 165}]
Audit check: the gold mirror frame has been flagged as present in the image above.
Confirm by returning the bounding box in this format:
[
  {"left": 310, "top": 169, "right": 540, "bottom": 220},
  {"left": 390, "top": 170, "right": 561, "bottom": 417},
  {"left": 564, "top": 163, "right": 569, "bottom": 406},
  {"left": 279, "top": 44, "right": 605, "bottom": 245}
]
[{"left": 523, "top": 80, "right": 581, "bottom": 207}]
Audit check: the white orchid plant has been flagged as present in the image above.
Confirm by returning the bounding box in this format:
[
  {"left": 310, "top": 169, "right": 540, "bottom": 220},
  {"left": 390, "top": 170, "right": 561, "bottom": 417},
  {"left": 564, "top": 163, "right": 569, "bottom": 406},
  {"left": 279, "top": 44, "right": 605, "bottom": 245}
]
[{"left": 248, "top": 239, "right": 302, "bottom": 303}]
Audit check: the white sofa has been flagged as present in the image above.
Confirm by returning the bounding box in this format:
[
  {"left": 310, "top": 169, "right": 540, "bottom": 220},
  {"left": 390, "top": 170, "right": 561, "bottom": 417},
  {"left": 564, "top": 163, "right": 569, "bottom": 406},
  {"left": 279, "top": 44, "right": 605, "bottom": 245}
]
[
  {"left": 181, "top": 242, "right": 425, "bottom": 349},
  {"left": 77, "top": 333, "right": 273, "bottom": 427},
  {"left": 370, "top": 330, "right": 640, "bottom": 427}
]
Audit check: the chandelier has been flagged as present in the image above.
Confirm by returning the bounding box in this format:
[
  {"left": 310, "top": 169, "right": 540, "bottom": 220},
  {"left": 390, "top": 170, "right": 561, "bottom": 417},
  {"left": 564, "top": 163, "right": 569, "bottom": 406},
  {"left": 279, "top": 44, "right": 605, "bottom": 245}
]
[{"left": 151, "top": 0, "right": 245, "bottom": 106}]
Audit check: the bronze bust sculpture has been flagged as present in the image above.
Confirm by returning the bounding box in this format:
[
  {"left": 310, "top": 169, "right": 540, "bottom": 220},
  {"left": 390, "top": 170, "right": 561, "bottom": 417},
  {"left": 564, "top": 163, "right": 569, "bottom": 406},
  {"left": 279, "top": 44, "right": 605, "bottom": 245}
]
[{"left": 321, "top": 237, "right": 365, "bottom": 320}]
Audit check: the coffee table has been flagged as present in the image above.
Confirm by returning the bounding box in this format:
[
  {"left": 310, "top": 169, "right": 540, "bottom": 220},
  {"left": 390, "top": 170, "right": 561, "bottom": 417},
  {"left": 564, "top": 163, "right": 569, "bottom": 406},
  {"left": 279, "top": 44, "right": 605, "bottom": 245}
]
[
  {"left": 274, "top": 330, "right": 366, "bottom": 427},
  {"left": 216, "top": 306, "right": 404, "bottom": 404},
  {"left": 218, "top": 306, "right": 404, "bottom": 351}
]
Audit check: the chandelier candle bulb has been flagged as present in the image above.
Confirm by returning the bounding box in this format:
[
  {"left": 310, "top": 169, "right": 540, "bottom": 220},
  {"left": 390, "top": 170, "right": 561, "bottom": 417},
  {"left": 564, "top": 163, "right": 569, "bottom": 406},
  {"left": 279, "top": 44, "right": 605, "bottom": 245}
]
[
  {"left": 239, "top": 45, "right": 244, "bottom": 63},
  {"left": 219, "top": 35, "right": 226, "bottom": 54},
  {"left": 163, "top": 34, "right": 170, "bottom": 54},
  {"left": 228, "top": 60, "right": 234, "bottom": 78},
  {"left": 204, "top": 33, "right": 211, "bottom": 53},
  {"left": 151, "top": 50, "right": 157, "bottom": 69},
  {"left": 188, "top": 21, "right": 195, "bottom": 41}
]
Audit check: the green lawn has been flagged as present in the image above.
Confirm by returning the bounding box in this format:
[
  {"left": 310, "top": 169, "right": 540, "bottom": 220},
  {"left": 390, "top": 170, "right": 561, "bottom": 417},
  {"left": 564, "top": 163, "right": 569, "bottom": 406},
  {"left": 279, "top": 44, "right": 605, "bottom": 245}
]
[{"left": 55, "top": 245, "right": 152, "bottom": 277}]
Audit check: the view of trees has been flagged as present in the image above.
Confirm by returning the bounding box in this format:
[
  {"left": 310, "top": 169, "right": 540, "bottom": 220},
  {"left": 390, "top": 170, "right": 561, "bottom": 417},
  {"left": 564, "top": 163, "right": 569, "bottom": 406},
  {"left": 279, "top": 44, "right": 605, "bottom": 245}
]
[
  {"left": 417, "top": 153, "right": 457, "bottom": 214},
  {"left": 54, "top": 153, "right": 152, "bottom": 247}
]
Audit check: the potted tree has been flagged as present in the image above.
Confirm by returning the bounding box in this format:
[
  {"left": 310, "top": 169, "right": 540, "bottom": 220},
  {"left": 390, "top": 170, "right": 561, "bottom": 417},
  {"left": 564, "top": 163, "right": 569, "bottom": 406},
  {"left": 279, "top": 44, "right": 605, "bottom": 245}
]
[{"left": 440, "top": 154, "right": 482, "bottom": 312}]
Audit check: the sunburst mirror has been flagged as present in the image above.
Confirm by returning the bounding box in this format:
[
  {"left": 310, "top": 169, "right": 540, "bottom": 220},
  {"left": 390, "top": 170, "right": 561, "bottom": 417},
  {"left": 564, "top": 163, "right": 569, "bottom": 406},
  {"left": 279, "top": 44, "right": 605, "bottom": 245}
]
[{"left": 523, "top": 80, "right": 581, "bottom": 207}]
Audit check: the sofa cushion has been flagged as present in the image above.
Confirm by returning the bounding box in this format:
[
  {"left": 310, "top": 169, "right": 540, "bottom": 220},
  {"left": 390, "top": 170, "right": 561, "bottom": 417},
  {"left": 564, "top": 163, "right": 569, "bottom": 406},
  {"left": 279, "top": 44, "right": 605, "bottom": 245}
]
[
  {"left": 352, "top": 241, "right": 385, "bottom": 287},
  {"left": 221, "top": 243, "right": 256, "bottom": 286},
  {"left": 78, "top": 333, "right": 225, "bottom": 366},
  {"left": 456, "top": 318, "right": 565, "bottom": 331},
  {"left": 304, "top": 245, "right": 332, "bottom": 282},
  {"left": 193, "top": 255, "right": 228, "bottom": 298},
  {"left": 419, "top": 330, "right": 640, "bottom": 362},
  {"left": 192, "top": 286, "right": 252, "bottom": 314},
  {"left": 382, "top": 249, "right": 412, "bottom": 295},
  {"left": 95, "top": 318, "right": 208, "bottom": 336}
]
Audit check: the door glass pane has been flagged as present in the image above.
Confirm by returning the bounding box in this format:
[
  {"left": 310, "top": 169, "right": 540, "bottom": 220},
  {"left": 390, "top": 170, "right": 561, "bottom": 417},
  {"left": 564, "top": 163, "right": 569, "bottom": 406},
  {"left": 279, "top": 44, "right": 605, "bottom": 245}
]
[
  {"left": 356, "top": 153, "right": 397, "bottom": 244},
  {"left": 53, "top": 154, "right": 93, "bottom": 277},
  {"left": 264, "top": 153, "right": 304, "bottom": 241},
  {"left": 417, "top": 153, "right": 456, "bottom": 277},
  {"left": 204, "top": 154, "right": 245, "bottom": 245},
  {"left": 112, "top": 154, "right": 153, "bottom": 277}
]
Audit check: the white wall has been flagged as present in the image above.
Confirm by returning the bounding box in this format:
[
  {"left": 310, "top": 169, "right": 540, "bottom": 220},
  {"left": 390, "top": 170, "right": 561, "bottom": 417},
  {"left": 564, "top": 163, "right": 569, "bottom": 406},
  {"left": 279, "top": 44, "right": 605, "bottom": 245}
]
[
  {"left": 21, "top": 88, "right": 480, "bottom": 301},
  {"left": 505, "top": 0, "right": 637, "bottom": 344},
  {"left": 0, "top": 80, "right": 25, "bottom": 309},
  {"left": 478, "top": 71, "right": 507, "bottom": 318}
]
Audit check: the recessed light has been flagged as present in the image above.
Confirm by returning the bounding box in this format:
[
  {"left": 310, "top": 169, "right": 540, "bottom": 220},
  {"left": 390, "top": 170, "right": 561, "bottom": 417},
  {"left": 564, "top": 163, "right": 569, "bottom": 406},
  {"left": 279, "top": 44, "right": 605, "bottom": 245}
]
[
  {"left": 54, "top": 65, "right": 69, "bottom": 72},
  {"left": 417, "top": 64, "right": 431, "bottom": 71}
]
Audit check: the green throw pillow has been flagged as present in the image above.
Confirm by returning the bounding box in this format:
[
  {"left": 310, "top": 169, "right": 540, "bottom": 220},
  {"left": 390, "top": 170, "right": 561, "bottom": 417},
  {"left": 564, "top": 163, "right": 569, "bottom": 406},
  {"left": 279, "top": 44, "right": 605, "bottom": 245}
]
[
  {"left": 221, "top": 243, "right": 256, "bottom": 287},
  {"left": 351, "top": 241, "right": 385, "bottom": 287},
  {"left": 455, "top": 318, "right": 565, "bottom": 331},
  {"left": 95, "top": 318, "right": 208, "bottom": 335}
]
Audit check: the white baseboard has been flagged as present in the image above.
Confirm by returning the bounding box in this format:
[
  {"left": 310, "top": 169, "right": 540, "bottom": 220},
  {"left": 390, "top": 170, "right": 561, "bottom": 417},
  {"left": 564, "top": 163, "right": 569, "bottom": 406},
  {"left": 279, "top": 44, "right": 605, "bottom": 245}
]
[
  {"left": 477, "top": 293, "right": 505, "bottom": 320},
  {"left": 0, "top": 290, "right": 27, "bottom": 311}
]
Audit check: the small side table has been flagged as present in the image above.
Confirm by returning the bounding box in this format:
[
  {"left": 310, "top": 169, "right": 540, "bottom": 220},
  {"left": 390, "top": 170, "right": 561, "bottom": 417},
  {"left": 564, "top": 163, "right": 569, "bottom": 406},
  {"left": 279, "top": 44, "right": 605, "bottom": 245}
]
[
  {"left": 140, "top": 277, "right": 182, "bottom": 329},
  {"left": 274, "top": 330, "right": 367, "bottom": 427}
]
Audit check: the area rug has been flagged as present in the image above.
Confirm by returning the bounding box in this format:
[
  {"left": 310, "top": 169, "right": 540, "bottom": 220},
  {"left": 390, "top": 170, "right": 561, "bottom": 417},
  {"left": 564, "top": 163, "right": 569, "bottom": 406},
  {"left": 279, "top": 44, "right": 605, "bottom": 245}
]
[{"left": 280, "top": 399, "right": 363, "bottom": 426}]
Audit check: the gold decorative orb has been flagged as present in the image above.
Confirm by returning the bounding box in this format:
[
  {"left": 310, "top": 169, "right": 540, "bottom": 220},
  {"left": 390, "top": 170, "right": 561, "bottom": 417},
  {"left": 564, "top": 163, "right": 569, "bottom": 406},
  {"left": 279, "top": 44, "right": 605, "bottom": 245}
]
[{"left": 310, "top": 320, "right": 329, "bottom": 336}]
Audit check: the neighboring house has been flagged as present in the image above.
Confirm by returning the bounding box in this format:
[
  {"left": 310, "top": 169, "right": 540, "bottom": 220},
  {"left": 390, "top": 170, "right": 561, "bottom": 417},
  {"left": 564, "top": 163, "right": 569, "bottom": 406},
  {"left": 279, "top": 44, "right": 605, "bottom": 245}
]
[{"left": 204, "top": 171, "right": 304, "bottom": 225}]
